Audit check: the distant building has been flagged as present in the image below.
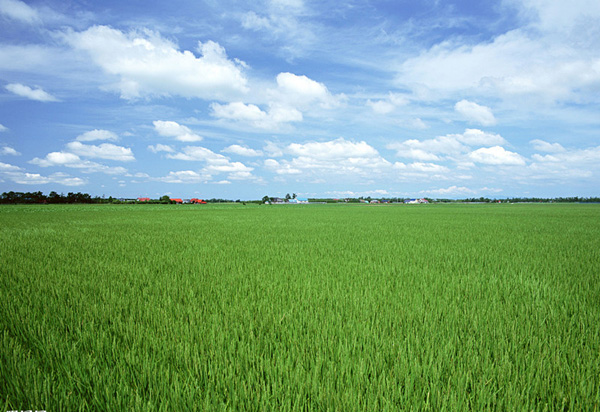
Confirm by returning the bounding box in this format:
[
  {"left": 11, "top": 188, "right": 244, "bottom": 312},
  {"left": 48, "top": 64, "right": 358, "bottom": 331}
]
[
  {"left": 289, "top": 197, "right": 309, "bottom": 204},
  {"left": 404, "top": 198, "right": 429, "bottom": 204},
  {"left": 170, "top": 198, "right": 183, "bottom": 204},
  {"left": 137, "top": 197, "right": 151, "bottom": 202}
]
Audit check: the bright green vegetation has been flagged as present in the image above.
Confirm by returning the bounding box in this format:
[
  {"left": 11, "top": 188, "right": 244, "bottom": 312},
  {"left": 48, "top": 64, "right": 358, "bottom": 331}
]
[{"left": 1, "top": 203, "right": 599, "bottom": 410}]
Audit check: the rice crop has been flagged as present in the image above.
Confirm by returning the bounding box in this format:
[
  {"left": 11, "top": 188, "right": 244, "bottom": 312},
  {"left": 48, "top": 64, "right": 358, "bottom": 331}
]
[{"left": 1, "top": 203, "right": 599, "bottom": 410}]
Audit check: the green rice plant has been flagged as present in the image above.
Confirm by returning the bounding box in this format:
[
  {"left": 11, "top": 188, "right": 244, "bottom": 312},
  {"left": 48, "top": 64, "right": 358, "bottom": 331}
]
[{"left": 1, "top": 203, "right": 599, "bottom": 410}]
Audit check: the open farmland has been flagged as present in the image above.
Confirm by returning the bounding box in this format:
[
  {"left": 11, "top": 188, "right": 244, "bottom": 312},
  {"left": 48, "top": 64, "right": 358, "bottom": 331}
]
[{"left": 1, "top": 203, "right": 599, "bottom": 410}]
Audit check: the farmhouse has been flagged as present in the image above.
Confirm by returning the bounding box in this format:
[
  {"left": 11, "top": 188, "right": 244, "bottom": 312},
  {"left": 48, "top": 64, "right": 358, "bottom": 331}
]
[
  {"left": 170, "top": 198, "right": 183, "bottom": 204},
  {"left": 289, "top": 197, "right": 309, "bottom": 204},
  {"left": 137, "top": 197, "right": 151, "bottom": 202},
  {"left": 404, "top": 198, "right": 429, "bottom": 204}
]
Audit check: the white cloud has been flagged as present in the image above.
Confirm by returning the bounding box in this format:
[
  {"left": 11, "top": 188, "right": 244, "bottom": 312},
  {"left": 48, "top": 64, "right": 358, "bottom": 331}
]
[
  {"left": 264, "top": 158, "right": 302, "bottom": 174},
  {"left": 29, "top": 151, "right": 128, "bottom": 175},
  {"left": 286, "top": 138, "right": 379, "bottom": 160},
  {"left": 393, "top": 162, "right": 449, "bottom": 173},
  {"left": 0, "top": 123, "right": 7, "bottom": 132},
  {"left": 263, "top": 141, "right": 284, "bottom": 157},
  {"left": 211, "top": 101, "right": 302, "bottom": 129},
  {"left": 240, "top": 0, "right": 313, "bottom": 60},
  {"left": 166, "top": 145, "right": 255, "bottom": 180},
  {"left": 525, "top": 144, "right": 600, "bottom": 181},
  {"left": 65, "top": 141, "right": 134, "bottom": 161},
  {"left": 0, "top": 161, "right": 21, "bottom": 171},
  {"left": 530, "top": 139, "right": 566, "bottom": 153},
  {"left": 408, "top": 118, "right": 428, "bottom": 130},
  {"left": 367, "top": 93, "right": 410, "bottom": 114},
  {"left": 0, "top": 0, "right": 39, "bottom": 24},
  {"left": 1, "top": 146, "right": 20, "bottom": 156},
  {"left": 397, "top": 3, "right": 600, "bottom": 104},
  {"left": 148, "top": 144, "right": 175, "bottom": 153},
  {"left": 454, "top": 100, "right": 496, "bottom": 126},
  {"left": 2, "top": 170, "right": 86, "bottom": 186},
  {"left": 156, "top": 170, "right": 210, "bottom": 184},
  {"left": 5, "top": 83, "right": 58, "bottom": 102},
  {"left": 450, "top": 129, "right": 507, "bottom": 146},
  {"left": 327, "top": 189, "right": 391, "bottom": 198},
  {"left": 469, "top": 146, "right": 526, "bottom": 165},
  {"left": 274, "top": 72, "right": 341, "bottom": 109},
  {"left": 222, "top": 144, "right": 263, "bottom": 157},
  {"left": 388, "top": 129, "right": 507, "bottom": 162},
  {"left": 64, "top": 25, "right": 248, "bottom": 100},
  {"left": 388, "top": 136, "right": 466, "bottom": 160},
  {"left": 153, "top": 120, "right": 203, "bottom": 142},
  {"left": 264, "top": 138, "right": 392, "bottom": 179},
  {"left": 421, "top": 186, "right": 475, "bottom": 196},
  {"left": 167, "top": 146, "right": 227, "bottom": 162},
  {"left": 76, "top": 129, "right": 119, "bottom": 142},
  {"left": 531, "top": 145, "right": 600, "bottom": 164}
]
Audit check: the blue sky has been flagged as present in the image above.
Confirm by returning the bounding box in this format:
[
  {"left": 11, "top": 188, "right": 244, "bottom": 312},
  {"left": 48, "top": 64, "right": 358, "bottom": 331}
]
[{"left": 1, "top": 0, "right": 599, "bottom": 199}]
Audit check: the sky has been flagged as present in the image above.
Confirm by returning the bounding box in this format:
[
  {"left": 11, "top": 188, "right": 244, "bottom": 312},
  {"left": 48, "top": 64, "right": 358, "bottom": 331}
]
[{"left": 0, "top": 0, "right": 599, "bottom": 200}]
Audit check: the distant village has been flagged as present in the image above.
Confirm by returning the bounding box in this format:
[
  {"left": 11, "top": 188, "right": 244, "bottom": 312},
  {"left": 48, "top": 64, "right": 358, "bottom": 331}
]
[{"left": 1, "top": 190, "right": 599, "bottom": 204}]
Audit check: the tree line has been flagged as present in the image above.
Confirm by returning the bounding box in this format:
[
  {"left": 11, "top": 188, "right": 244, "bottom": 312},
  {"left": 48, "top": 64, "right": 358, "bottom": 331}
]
[{"left": 2, "top": 190, "right": 600, "bottom": 204}]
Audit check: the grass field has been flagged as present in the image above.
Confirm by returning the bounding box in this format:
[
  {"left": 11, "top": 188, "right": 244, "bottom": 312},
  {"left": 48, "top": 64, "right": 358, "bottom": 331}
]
[{"left": 1, "top": 203, "right": 599, "bottom": 410}]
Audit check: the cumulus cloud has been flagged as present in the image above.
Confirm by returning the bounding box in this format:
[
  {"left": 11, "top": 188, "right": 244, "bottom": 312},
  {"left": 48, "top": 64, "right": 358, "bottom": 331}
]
[
  {"left": 454, "top": 100, "right": 496, "bottom": 126},
  {"left": 451, "top": 129, "right": 507, "bottom": 146},
  {"left": 1, "top": 146, "right": 20, "bottom": 156},
  {"left": 530, "top": 139, "right": 566, "bottom": 153},
  {"left": 0, "top": 161, "right": 21, "bottom": 171},
  {"left": 148, "top": 144, "right": 174, "bottom": 153},
  {"left": 287, "top": 138, "right": 379, "bottom": 160},
  {"left": 222, "top": 144, "right": 263, "bottom": 157},
  {"left": 167, "top": 146, "right": 228, "bottom": 162},
  {"left": 327, "top": 189, "right": 391, "bottom": 197},
  {"left": 165, "top": 145, "right": 255, "bottom": 180},
  {"left": 240, "top": 0, "right": 314, "bottom": 60},
  {"left": 0, "top": 0, "right": 40, "bottom": 24},
  {"left": 393, "top": 162, "right": 449, "bottom": 173},
  {"left": 65, "top": 141, "right": 134, "bottom": 161},
  {"left": 29, "top": 151, "right": 128, "bottom": 174},
  {"left": 388, "top": 136, "right": 465, "bottom": 160},
  {"left": 388, "top": 129, "right": 507, "bottom": 161},
  {"left": 397, "top": 2, "right": 600, "bottom": 104},
  {"left": 156, "top": 170, "right": 211, "bottom": 184},
  {"left": 263, "top": 138, "right": 392, "bottom": 179},
  {"left": 275, "top": 72, "right": 340, "bottom": 109},
  {"left": 264, "top": 158, "right": 302, "bottom": 174},
  {"left": 76, "top": 129, "right": 119, "bottom": 142},
  {"left": 153, "top": 120, "right": 202, "bottom": 142},
  {"left": 63, "top": 25, "right": 248, "bottom": 100},
  {"left": 211, "top": 101, "right": 302, "bottom": 129},
  {"left": 367, "top": 93, "right": 410, "bottom": 114},
  {"left": 525, "top": 144, "right": 600, "bottom": 181},
  {"left": 531, "top": 145, "right": 600, "bottom": 164},
  {"left": 6, "top": 83, "right": 58, "bottom": 102},
  {"left": 469, "top": 146, "right": 526, "bottom": 165},
  {"left": 209, "top": 72, "right": 341, "bottom": 129},
  {"left": 1, "top": 169, "right": 86, "bottom": 186},
  {"left": 421, "top": 186, "right": 475, "bottom": 196}
]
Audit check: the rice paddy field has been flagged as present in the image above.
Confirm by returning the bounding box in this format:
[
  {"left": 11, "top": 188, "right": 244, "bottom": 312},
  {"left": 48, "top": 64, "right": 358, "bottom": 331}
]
[{"left": 1, "top": 203, "right": 599, "bottom": 410}]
